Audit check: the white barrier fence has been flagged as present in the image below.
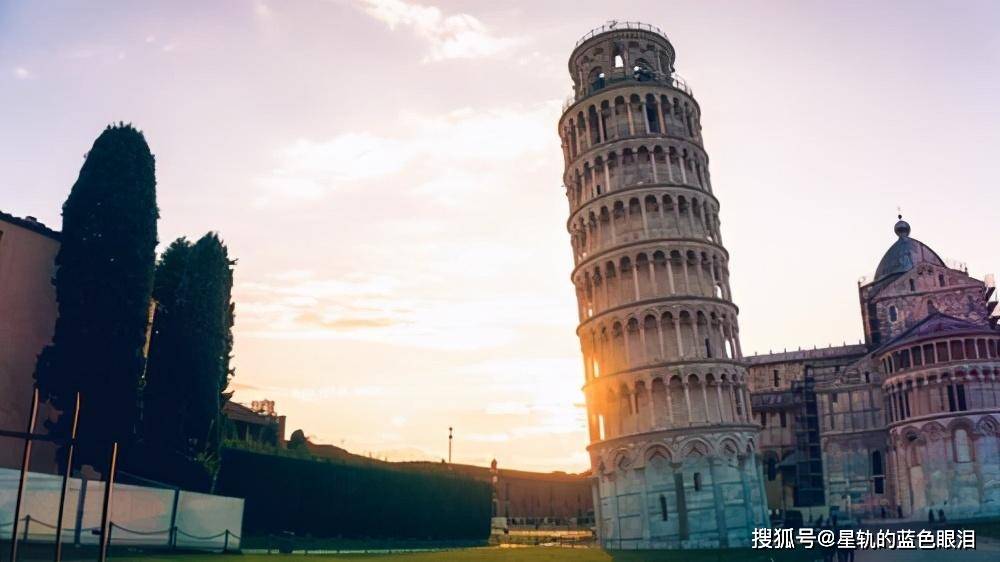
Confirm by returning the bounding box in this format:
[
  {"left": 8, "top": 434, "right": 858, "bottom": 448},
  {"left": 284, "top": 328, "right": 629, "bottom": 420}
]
[{"left": 0, "top": 468, "right": 244, "bottom": 550}]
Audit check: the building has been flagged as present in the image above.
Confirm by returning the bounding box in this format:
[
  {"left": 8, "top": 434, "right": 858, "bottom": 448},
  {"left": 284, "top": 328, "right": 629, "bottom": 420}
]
[
  {"left": 0, "top": 211, "right": 60, "bottom": 472},
  {"left": 748, "top": 217, "right": 1000, "bottom": 522},
  {"left": 223, "top": 399, "right": 287, "bottom": 447},
  {"left": 560, "top": 22, "right": 767, "bottom": 548}
]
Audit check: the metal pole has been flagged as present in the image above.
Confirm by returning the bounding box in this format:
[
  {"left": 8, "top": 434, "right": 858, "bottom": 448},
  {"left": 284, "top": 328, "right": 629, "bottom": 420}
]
[
  {"left": 167, "top": 488, "right": 180, "bottom": 549},
  {"left": 54, "top": 392, "right": 80, "bottom": 562},
  {"left": 97, "top": 442, "right": 118, "bottom": 562},
  {"left": 10, "top": 386, "right": 40, "bottom": 562},
  {"left": 74, "top": 479, "right": 88, "bottom": 547},
  {"left": 448, "top": 427, "right": 453, "bottom": 464}
]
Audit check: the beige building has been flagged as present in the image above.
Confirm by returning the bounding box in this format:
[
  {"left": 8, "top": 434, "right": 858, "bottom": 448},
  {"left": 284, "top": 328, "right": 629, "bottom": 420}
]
[
  {"left": 749, "top": 218, "right": 1000, "bottom": 522},
  {"left": 560, "top": 22, "right": 767, "bottom": 549},
  {"left": 0, "top": 211, "right": 60, "bottom": 472}
]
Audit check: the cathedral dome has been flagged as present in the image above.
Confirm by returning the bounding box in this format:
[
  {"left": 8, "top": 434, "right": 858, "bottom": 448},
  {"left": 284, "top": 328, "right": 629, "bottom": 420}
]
[{"left": 874, "top": 216, "right": 945, "bottom": 281}]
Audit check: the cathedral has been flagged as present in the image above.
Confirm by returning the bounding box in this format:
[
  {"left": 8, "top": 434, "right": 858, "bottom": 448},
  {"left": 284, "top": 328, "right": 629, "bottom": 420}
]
[
  {"left": 559, "top": 21, "right": 1000, "bottom": 550},
  {"left": 749, "top": 217, "right": 1000, "bottom": 523}
]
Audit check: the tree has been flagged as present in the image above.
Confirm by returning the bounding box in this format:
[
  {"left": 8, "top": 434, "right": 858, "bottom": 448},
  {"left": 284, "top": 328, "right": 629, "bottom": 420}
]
[
  {"left": 142, "top": 238, "right": 193, "bottom": 450},
  {"left": 142, "top": 233, "right": 235, "bottom": 480},
  {"left": 34, "top": 124, "right": 159, "bottom": 469},
  {"left": 287, "top": 429, "right": 308, "bottom": 452}
]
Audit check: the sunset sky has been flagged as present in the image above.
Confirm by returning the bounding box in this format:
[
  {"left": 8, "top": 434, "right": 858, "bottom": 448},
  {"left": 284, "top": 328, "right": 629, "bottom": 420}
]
[{"left": 3, "top": 0, "right": 1000, "bottom": 472}]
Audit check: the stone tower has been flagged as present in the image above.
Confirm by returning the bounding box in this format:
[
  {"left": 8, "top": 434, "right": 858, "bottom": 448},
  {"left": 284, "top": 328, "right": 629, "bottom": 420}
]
[{"left": 558, "top": 22, "right": 768, "bottom": 548}]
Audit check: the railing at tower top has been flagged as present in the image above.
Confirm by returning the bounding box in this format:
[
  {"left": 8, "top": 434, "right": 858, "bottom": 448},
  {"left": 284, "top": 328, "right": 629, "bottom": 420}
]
[
  {"left": 562, "top": 71, "right": 693, "bottom": 112},
  {"left": 573, "top": 21, "right": 671, "bottom": 49}
]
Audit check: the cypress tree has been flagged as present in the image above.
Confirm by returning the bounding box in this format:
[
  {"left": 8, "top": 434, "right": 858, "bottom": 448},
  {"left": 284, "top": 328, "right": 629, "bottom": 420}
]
[
  {"left": 34, "top": 124, "right": 158, "bottom": 468},
  {"left": 143, "top": 233, "right": 235, "bottom": 477},
  {"left": 142, "top": 237, "right": 193, "bottom": 450}
]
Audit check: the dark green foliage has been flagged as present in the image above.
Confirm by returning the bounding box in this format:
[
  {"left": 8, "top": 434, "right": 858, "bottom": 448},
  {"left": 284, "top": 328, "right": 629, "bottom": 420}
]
[
  {"left": 34, "top": 124, "right": 158, "bottom": 467},
  {"left": 142, "top": 233, "right": 235, "bottom": 480},
  {"left": 216, "top": 448, "right": 492, "bottom": 540},
  {"left": 287, "top": 429, "right": 308, "bottom": 452},
  {"left": 143, "top": 238, "right": 192, "bottom": 451}
]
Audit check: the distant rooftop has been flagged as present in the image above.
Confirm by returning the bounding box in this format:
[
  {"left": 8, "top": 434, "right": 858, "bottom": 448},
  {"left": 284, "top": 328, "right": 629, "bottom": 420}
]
[
  {"left": 746, "top": 343, "right": 868, "bottom": 365},
  {"left": 0, "top": 209, "right": 60, "bottom": 240}
]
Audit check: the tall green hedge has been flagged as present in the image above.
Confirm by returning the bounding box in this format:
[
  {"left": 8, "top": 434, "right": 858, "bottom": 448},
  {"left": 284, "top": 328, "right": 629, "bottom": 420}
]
[{"left": 216, "top": 448, "right": 491, "bottom": 540}]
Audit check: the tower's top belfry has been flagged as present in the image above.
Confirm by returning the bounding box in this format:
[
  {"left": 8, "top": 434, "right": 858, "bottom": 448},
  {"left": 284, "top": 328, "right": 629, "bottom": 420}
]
[{"left": 567, "top": 21, "right": 683, "bottom": 106}]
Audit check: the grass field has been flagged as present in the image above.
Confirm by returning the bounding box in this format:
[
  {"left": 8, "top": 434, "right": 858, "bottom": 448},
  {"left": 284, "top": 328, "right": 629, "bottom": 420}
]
[{"left": 125, "top": 546, "right": 820, "bottom": 562}]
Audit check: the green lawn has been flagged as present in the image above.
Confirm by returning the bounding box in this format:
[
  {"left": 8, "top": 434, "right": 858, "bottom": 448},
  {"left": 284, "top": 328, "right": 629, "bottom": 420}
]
[
  {"left": 130, "top": 546, "right": 819, "bottom": 562},
  {"left": 129, "top": 549, "right": 608, "bottom": 562}
]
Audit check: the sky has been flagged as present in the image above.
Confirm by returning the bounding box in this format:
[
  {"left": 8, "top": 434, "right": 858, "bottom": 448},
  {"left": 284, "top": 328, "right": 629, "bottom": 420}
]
[{"left": 3, "top": 0, "right": 1000, "bottom": 472}]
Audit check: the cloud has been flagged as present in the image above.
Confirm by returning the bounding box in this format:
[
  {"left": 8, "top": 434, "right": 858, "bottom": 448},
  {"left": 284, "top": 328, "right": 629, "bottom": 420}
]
[
  {"left": 257, "top": 132, "right": 410, "bottom": 199},
  {"left": 13, "top": 67, "right": 30, "bottom": 79},
  {"left": 287, "top": 384, "right": 384, "bottom": 402},
  {"left": 355, "top": 0, "right": 521, "bottom": 62},
  {"left": 295, "top": 312, "right": 400, "bottom": 330},
  {"left": 256, "top": 102, "right": 560, "bottom": 202},
  {"left": 253, "top": 1, "right": 271, "bottom": 18},
  {"left": 235, "top": 266, "right": 575, "bottom": 351}
]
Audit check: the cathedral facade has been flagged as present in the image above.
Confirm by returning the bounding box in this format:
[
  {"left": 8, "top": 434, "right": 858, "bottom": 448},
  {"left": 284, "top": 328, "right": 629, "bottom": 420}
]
[
  {"left": 749, "top": 218, "right": 1000, "bottom": 522},
  {"left": 559, "top": 22, "right": 767, "bottom": 549}
]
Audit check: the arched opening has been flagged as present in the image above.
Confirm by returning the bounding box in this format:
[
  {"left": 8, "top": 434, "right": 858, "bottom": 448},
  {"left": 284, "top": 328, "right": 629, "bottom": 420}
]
[
  {"left": 954, "top": 428, "right": 972, "bottom": 462},
  {"left": 659, "top": 494, "right": 668, "bottom": 520},
  {"left": 645, "top": 94, "right": 660, "bottom": 133},
  {"left": 633, "top": 58, "right": 652, "bottom": 81},
  {"left": 588, "top": 67, "right": 605, "bottom": 93},
  {"left": 872, "top": 450, "right": 885, "bottom": 494},
  {"left": 587, "top": 105, "right": 601, "bottom": 145}
]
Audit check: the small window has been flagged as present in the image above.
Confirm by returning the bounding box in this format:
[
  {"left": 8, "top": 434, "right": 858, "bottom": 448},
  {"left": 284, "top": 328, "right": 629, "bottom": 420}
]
[
  {"left": 773, "top": 369, "right": 780, "bottom": 388},
  {"left": 889, "top": 306, "right": 897, "bottom": 322},
  {"left": 760, "top": 412, "right": 767, "bottom": 427},
  {"left": 831, "top": 392, "right": 838, "bottom": 404},
  {"left": 956, "top": 384, "right": 967, "bottom": 411},
  {"left": 909, "top": 279, "right": 915, "bottom": 292},
  {"left": 693, "top": 472, "right": 702, "bottom": 491},
  {"left": 938, "top": 274, "right": 945, "bottom": 287},
  {"left": 614, "top": 55, "right": 624, "bottom": 68},
  {"left": 779, "top": 412, "right": 787, "bottom": 427},
  {"left": 864, "top": 371, "right": 871, "bottom": 383},
  {"left": 659, "top": 494, "right": 668, "bottom": 520}
]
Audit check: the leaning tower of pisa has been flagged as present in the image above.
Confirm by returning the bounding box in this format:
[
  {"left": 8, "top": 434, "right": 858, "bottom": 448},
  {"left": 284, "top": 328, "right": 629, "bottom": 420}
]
[{"left": 559, "top": 22, "right": 768, "bottom": 549}]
